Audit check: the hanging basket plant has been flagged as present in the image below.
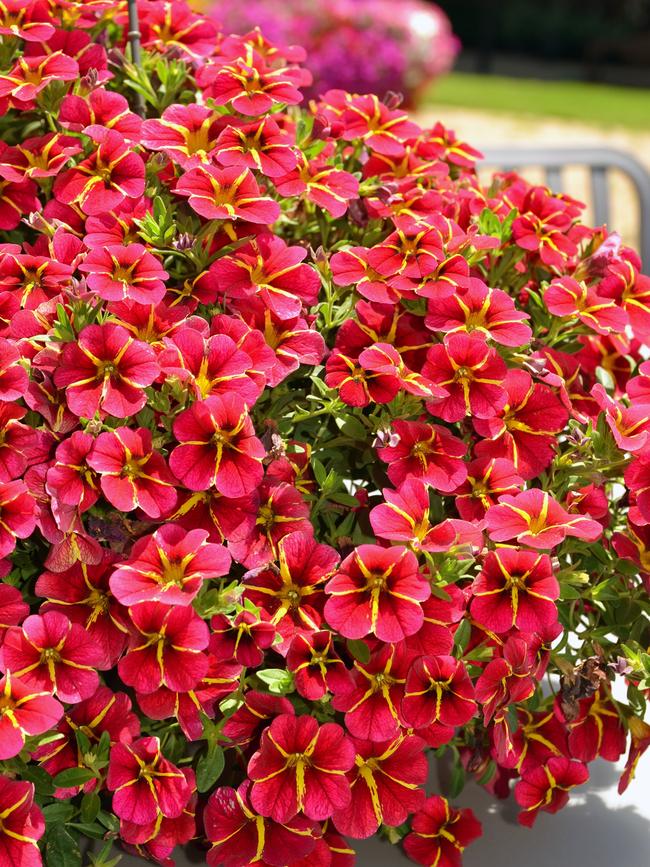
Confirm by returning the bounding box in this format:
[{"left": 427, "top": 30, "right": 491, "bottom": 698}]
[{"left": 0, "top": 2, "right": 648, "bottom": 867}]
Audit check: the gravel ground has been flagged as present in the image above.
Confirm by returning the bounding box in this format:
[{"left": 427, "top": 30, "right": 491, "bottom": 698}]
[{"left": 416, "top": 105, "right": 650, "bottom": 251}]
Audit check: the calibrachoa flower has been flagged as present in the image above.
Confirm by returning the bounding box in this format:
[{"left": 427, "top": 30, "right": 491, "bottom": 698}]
[
  {"left": 0, "top": 777, "right": 44, "bottom": 867},
  {"left": 248, "top": 713, "right": 355, "bottom": 822},
  {"left": 1, "top": 611, "right": 104, "bottom": 703},
  {"left": 107, "top": 736, "right": 191, "bottom": 824},
  {"left": 169, "top": 393, "right": 265, "bottom": 495},
  {"left": 324, "top": 544, "right": 431, "bottom": 642},
  {"left": 0, "top": 4, "right": 648, "bottom": 865},
  {"left": 403, "top": 796, "right": 482, "bottom": 867}
]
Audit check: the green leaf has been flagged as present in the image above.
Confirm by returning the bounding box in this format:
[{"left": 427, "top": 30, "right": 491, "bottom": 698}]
[
  {"left": 347, "top": 638, "right": 371, "bottom": 664},
  {"left": 196, "top": 741, "right": 225, "bottom": 793},
  {"left": 453, "top": 619, "right": 472, "bottom": 654},
  {"left": 45, "top": 825, "right": 81, "bottom": 867},
  {"left": 80, "top": 791, "right": 101, "bottom": 824},
  {"left": 53, "top": 767, "right": 96, "bottom": 789},
  {"left": 256, "top": 668, "right": 294, "bottom": 695}
]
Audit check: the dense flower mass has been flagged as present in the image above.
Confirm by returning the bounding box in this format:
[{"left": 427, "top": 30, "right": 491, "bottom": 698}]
[{"left": 0, "top": 3, "right": 649, "bottom": 867}]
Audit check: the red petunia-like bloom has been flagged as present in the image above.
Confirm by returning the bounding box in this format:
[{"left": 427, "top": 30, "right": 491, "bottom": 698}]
[
  {"left": 210, "top": 609, "right": 276, "bottom": 668},
  {"left": 401, "top": 655, "right": 476, "bottom": 730},
  {"left": 0, "top": 776, "right": 44, "bottom": 867},
  {"left": 118, "top": 603, "right": 209, "bottom": 695},
  {"left": 324, "top": 544, "right": 430, "bottom": 643},
  {"left": 0, "top": 670, "right": 63, "bottom": 760},
  {"left": 53, "top": 129, "right": 145, "bottom": 216},
  {"left": 545, "top": 276, "right": 628, "bottom": 335},
  {"left": 423, "top": 332, "right": 507, "bottom": 422},
  {"left": 286, "top": 630, "right": 351, "bottom": 700},
  {"left": 0, "top": 52, "right": 78, "bottom": 104},
  {"left": 332, "top": 734, "right": 428, "bottom": 839},
  {"left": 403, "top": 795, "right": 482, "bottom": 867},
  {"left": 107, "top": 736, "right": 191, "bottom": 825},
  {"left": 175, "top": 165, "right": 280, "bottom": 224},
  {"left": 453, "top": 456, "right": 524, "bottom": 521},
  {"left": 470, "top": 548, "right": 560, "bottom": 633},
  {"left": 141, "top": 103, "right": 222, "bottom": 169},
  {"left": 204, "top": 780, "right": 319, "bottom": 867},
  {"left": 208, "top": 234, "right": 320, "bottom": 320},
  {"left": 425, "top": 279, "right": 532, "bottom": 347},
  {"left": 338, "top": 93, "right": 421, "bottom": 156},
  {"left": 35, "top": 559, "right": 127, "bottom": 670},
  {"left": 0, "top": 479, "right": 36, "bottom": 557},
  {"left": 87, "top": 427, "right": 177, "bottom": 519},
  {"left": 376, "top": 419, "right": 467, "bottom": 493},
  {"left": 54, "top": 323, "right": 159, "bottom": 419},
  {"left": 78, "top": 244, "right": 169, "bottom": 305},
  {"left": 486, "top": 489, "right": 603, "bottom": 549},
  {"left": 248, "top": 713, "right": 355, "bottom": 823},
  {"left": 515, "top": 756, "right": 589, "bottom": 827},
  {"left": 170, "top": 393, "right": 264, "bottom": 496},
  {"left": 1, "top": 610, "right": 103, "bottom": 703},
  {"left": 110, "top": 523, "right": 231, "bottom": 607}
]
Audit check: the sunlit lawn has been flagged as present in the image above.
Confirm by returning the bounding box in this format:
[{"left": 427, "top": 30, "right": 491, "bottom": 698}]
[{"left": 424, "top": 72, "right": 650, "bottom": 130}]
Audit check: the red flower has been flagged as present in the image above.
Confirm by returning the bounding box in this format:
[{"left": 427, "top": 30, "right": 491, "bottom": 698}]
[
  {"left": 403, "top": 795, "right": 482, "bottom": 867},
  {"left": 0, "top": 177, "right": 39, "bottom": 230},
  {"left": 473, "top": 369, "right": 569, "bottom": 480},
  {"left": 243, "top": 530, "right": 339, "bottom": 650},
  {"left": 486, "top": 489, "right": 603, "bottom": 549},
  {"left": 0, "top": 479, "right": 35, "bottom": 557},
  {"left": 78, "top": 244, "right": 168, "bottom": 305},
  {"left": 248, "top": 714, "right": 355, "bottom": 822},
  {"left": 215, "top": 117, "right": 298, "bottom": 178},
  {"left": 324, "top": 544, "right": 430, "bottom": 643},
  {"left": 0, "top": 584, "right": 28, "bottom": 644},
  {"left": 619, "top": 716, "right": 650, "bottom": 794},
  {"left": 204, "top": 780, "right": 319, "bottom": 867},
  {"left": 208, "top": 234, "right": 320, "bottom": 320},
  {"left": 453, "top": 456, "right": 524, "bottom": 521},
  {"left": 2, "top": 611, "right": 103, "bottom": 703},
  {"left": 210, "top": 609, "right": 276, "bottom": 668},
  {"left": 286, "top": 630, "right": 351, "bottom": 700},
  {"left": 35, "top": 560, "right": 127, "bottom": 669},
  {"left": 169, "top": 394, "right": 265, "bottom": 496},
  {"left": 515, "top": 756, "right": 589, "bottom": 827},
  {"left": 0, "top": 1, "right": 55, "bottom": 42},
  {"left": 159, "top": 328, "right": 260, "bottom": 404},
  {"left": 0, "top": 336, "right": 29, "bottom": 400},
  {"left": 470, "top": 548, "right": 559, "bottom": 633},
  {"left": 175, "top": 165, "right": 280, "bottom": 224},
  {"left": 402, "top": 655, "right": 476, "bottom": 729},
  {"left": 422, "top": 332, "right": 507, "bottom": 422},
  {"left": 198, "top": 51, "right": 307, "bottom": 115},
  {"left": 425, "top": 279, "right": 532, "bottom": 347},
  {"left": 0, "top": 133, "right": 81, "bottom": 183},
  {"left": 0, "top": 670, "right": 63, "bottom": 760},
  {"left": 222, "top": 690, "right": 294, "bottom": 749},
  {"left": 474, "top": 636, "right": 536, "bottom": 724},
  {"left": 556, "top": 690, "right": 626, "bottom": 764},
  {"left": 46, "top": 431, "right": 99, "bottom": 511},
  {"left": 339, "top": 93, "right": 421, "bottom": 156},
  {"left": 87, "top": 427, "right": 177, "bottom": 518},
  {"left": 54, "top": 323, "right": 159, "bottom": 419},
  {"left": 0, "top": 777, "right": 44, "bottom": 867},
  {"left": 107, "top": 736, "right": 191, "bottom": 824},
  {"left": 141, "top": 103, "right": 222, "bottom": 169},
  {"left": 376, "top": 419, "right": 467, "bottom": 493},
  {"left": 54, "top": 129, "right": 145, "bottom": 216},
  {"left": 58, "top": 87, "right": 142, "bottom": 142},
  {"left": 332, "top": 734, "right": 427, "bottom": 839},
  {"left": 118, "top": 603, "right": 209, "bottom": 694},
  {"left": 0, "top": 52, "right": 78, "bottom": 104},
  {"left": 274, "top": 152, "right": 359, "bottom": 218},
  {"left": 545, "top": 276, "right": 628, "bottom": 335},
  {"left": 110, "top": 523, "right": 230, "bottom": 607},
  {"left": 331, "top": 642, "right": 410, "bottom": 742}
]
